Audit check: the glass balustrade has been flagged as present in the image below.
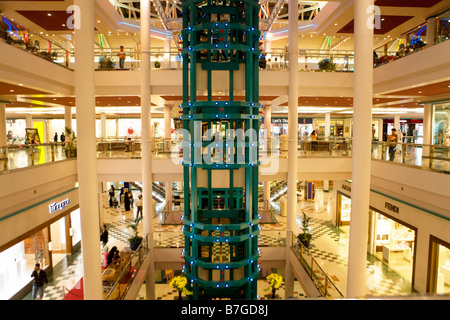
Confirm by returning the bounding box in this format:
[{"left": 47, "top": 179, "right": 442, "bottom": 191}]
[
  {"left": 1, "top": 139, "right": 449, "bottom": 173},
  {"left": 104, "top": 234, "right": 150, "bottom": 300}
]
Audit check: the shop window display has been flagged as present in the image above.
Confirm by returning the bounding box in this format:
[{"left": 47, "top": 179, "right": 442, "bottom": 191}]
[
  {"left": 433, "top": 102, "right": 450, "bottom": 146},
  {"left": 435, "top": 244, "right": 450, "bottom": 294},
  {"left": 0, "top": 231, "right": 49, "bottom": 299},
  {"left": 373, "top": 213, "right": 415, "bottom": 282}
]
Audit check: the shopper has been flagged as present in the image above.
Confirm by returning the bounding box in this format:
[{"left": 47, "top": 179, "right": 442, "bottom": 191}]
[
  {"left": 118, "top": 46, "right": 126, "bottom": 69},
  {"left": 53, "top": 132, "right": 58, "bottom": 143},
  {"left": 30, "top": 263, "right": 48, "bottom": 300},
  {"left": 128, "top": 191, "right": 134, "bottom": 209},
  {"left": 310, "top": 130, "right": 318, "bottom": 151},
  {"left": 109, "top": 186, "right": 115, "bottom": 207},
  {"left": 387, "top": 128, "right": 398, "bottom": 161},
  {"left": 100, "top": 224, "right": 109, "bottom": 246},
  {"left": 107, "top": 246, "right": 118, "bottom": 266},
  {"left": 60, "top": 132, "right": 66, "bottom": 146},
  {"left": 124, "top": 190, "right": 131, "bottom": 211},
  {"left": 136, "top": 194, "right": 143, "bottom": 219}
]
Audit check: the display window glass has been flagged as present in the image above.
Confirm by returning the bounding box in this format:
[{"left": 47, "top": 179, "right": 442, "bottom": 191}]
[
  {"left": 0, "top": 230, "right": 50, "bottom": 300},
  {"left": 336, "top": 193, "right": 351, "bottom": 230},
  {"left": 433, "top": 102, "right": 450, "bottom": 146},
  {"left": 372, "top": 212, "right": 415, "bottom": 284},
  {"left": 429, "top": 237, "right": 450, "bottom": 294}
]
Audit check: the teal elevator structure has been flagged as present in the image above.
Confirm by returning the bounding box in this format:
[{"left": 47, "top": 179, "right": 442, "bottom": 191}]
[{"left": 181, "top": 0, "right": 261, "bottom": 300}]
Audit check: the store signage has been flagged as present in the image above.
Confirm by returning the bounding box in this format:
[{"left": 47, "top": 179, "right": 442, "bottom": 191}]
[
  {"left": 385, "top": 202, "right": 399, "bottom": 214},
  {"left": 49, "top": 199, "right": 70, "bottom": 214},
  {"left": 342, "top": 184, "right": 351, "bottom": 192}
]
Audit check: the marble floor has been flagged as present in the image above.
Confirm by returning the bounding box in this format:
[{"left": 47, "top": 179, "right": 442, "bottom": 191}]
[{"left": 21, "top": 188, "right": 416, "bottom": 300}]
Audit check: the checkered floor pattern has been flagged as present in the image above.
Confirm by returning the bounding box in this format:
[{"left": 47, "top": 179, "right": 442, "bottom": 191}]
[{"left": 23, "top": 189, "right": 417, "bottom": 299}]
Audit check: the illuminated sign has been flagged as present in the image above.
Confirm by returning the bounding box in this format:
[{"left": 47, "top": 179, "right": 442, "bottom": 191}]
[{"left": 49, "top": 199, "right": 70, "bottom": 214}]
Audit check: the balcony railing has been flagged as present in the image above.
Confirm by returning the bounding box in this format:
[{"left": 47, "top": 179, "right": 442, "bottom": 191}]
[
  {"left": 1, "top": 138, "right": 449, "bottom": 173},
  {"left": 103, "top": 234, "right": 151, "bottom": 300}
]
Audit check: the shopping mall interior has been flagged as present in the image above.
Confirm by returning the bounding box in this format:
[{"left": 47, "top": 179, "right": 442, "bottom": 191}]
[{"left": 0, "top": 0, "right": 449, "bottom": 302}]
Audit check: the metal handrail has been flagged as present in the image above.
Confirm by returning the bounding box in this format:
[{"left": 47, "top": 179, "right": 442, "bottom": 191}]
[{"left": 290, "top": 233, "right": 343, "bottom": 298}]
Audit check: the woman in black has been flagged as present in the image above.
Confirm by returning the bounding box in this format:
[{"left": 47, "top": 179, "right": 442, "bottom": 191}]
[{"left": 100, "top": 224, "right": 108, "bottom": 246}]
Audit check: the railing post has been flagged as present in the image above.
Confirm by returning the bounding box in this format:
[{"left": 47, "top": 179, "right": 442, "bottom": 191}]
[
  {"left": 430, "top": 145, "right": 434, "bottom": 169},
  {"left": 402, "top": 143, "right": 406, "bottom": 163},
  {"left": 51, "top": 143, "right": 56, "bottom": 162},
  {"left": 381, "top": 142, "right": 385, "bottom": 160}
]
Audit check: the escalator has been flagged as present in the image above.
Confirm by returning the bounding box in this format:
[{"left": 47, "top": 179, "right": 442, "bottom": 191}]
[{"left": 129, "top": 181, "right": 165, "bottom": 203}]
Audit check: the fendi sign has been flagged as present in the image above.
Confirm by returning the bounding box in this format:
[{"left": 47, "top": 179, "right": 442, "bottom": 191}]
[{"left": 385, "top": 202, "right": 399, "bottom": 214}]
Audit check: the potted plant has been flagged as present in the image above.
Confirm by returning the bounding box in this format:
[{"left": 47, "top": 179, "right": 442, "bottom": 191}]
[
  {"left": 63, "top": 126, "right": 77, "bottom": 158},
  {"left": 98, "top": 56, "right": 116, "bottom": 70},
  {"left": 127, "top": 216, "right": 143, "bottom": 251},
  {"left": 297, "top": 211, "right": 312, "bottom": 248},
  {"left": 318, "top": 58, "right": 336, "bottom": 72},
  {"left": 264, "top": 273, "right": 283, "bottom": 299},
  {"left": 154, "top": 58, "right": 161, "bottom": 69},
  {"left": 169, "top": 275, "right": 193, "bottom": 300}
]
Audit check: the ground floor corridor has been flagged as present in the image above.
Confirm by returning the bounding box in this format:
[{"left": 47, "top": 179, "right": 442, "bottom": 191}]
[{"left": 22, "top": 188, "right": 415, "bottom": 300}]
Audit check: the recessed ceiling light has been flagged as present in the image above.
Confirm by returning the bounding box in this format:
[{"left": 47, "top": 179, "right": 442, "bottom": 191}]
[
  {"left": 48, "top": 13, "right": 52, "bottom": 16},
  {"left": 9, "top": 89, "right": 14, "bottom": 92},
  {"left": 19, "top": 83, "right": 23, "bottom": 86}
]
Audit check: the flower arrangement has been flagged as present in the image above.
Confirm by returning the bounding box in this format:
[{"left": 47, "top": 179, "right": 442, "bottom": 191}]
[
  {"left": 169, "top": 275, "right": 193, "bottom": 300},
  {"left": 264, "top": 273, "right": 283, "bottom": 299}
]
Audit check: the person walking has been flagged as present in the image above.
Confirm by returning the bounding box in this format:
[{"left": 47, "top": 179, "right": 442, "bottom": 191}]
[
  {"left": 118, "top": 46, "right": 126, "bottom": 69},
  {"left": 109, "top": 186, "right": 115, "bottom": 208},
  {"left": 136, "top": 195, "right": 143, "bottom": 219},
  {"left": 30, "top": 263, "right": 48, "bottom": 300},
  {"left": 387, "top": 128, "right": 399, "bottom": 161},
  {"left": 100, "top": 224, "right": 109, "bottom": 246},
  {"left": 53, "top": 132, "right": 58, "bottom": 143},
  {"left": 60, "top": 132, "right": 66, "bottom": 146}
]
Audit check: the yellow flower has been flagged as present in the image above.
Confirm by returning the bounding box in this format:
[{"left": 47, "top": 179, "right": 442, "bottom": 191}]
[
  {"left": 169, "top": 276, "right": 193, "bottom": 295},
  {"left": 266, "top": 273, "right": 283, "bottom": 290}
]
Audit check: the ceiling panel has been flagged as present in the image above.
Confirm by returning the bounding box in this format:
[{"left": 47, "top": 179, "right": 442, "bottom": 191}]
[
  {"left": 384, "top": 80, "right": 450, "bottom": 96},
  {"left": 338, "top": 15, "right": 415, "bottom": 35},
  {"left": 374, "top": 0, "right": 443, "bottom": 8},
  {"left": 0, "top": 81, "right": 49, "bottom": 95}
]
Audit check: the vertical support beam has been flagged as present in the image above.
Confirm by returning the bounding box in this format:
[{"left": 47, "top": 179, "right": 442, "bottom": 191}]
[
  {"left": 325, "top": 113, "right": 331, "bottom": 139},
  {"left": 100, "top": 112, "right": 107, "bottom": 140},
  {"left": 426, "top": 17, "right": 436, "bottom": 46},
  {"left": 140, "top": 0, "right": 155, "bottom": 300},
  {"left": 26, "top": 114, "right": 33, "bottom": 129},
  {"left": 285, "top": 0, "right": 299, "bottom": 299},
  {"left": 0, "top": 103, "right": 7, "bottom": 146},
  {"left": 346, "top": 0, "right": 374, "bottom": 299},
  {"left": 74, "top": 0, "right": 103, "bottom": 300},
  {"left": 423, "top": 103, "right": 434, "bottom": 157},
  {"left": 65, "top": 105, "right": 72, "bottom": 135}
]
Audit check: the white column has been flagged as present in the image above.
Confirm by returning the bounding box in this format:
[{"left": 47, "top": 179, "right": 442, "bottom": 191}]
[
  {"left": 100, "top": 112, "right": 107, "bottom": 139},
  {"left": 325, "top": 113, "right": 331, "bottom": 139},
  {"left": 74, "top": 0, "right": 103, "bottom": 300},
  {"left": 26, "top": 114, "right": 33, "bottom": 128},
  {"left": 394, "top": 114, "right": 400, "bottom": 142},
  {"left": 285, "top": 0, "right": 299, "bottom": 298},
  {"left": 423, "top": 103, "right": 434, "bottom": 157},
  {"left": 164, "top": 105, "right": 173, "bottom": 211},
  {"left": 164, "top": 38, "right": 171, "bottom": 69},
  {"left": 140, "top": 0, "right": 155, "bottom": 300},
  {"left": 164, "top": 104, "right": 172, "bottom": 141},
  {"left": 346, "top": 0, "right": 374, "bottom": 299},
  {"left": 64, "top": 106, "right": 72, "bottom": 140},
  {"left": 264, "top": 40, "right": 272, "bottom": 60},
  {"left": 0, "top": 103, "right": 7, "bottom": 146},
  {"left": 426, "top": 18, "right": 436, "bottom": 46}
]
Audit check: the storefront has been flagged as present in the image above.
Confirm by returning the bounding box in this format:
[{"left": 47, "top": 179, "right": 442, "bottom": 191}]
[
  {"left": 333, "top": 181, "right": 417, "bottom": 285},
  {"left": 433, "top": 101, "right": 450, "bottom": 146},
  {"left": 428, "top": 236, "right": 450, "bottom": 294},
  {"left": 383, "top": 118, "right": 423, "bottom": 143},
  {"left": 0, "top": 188, "right": 80, "bottom": 300},
  {"left": 269, "top": 117, "right": 313, "bottom": 139}
]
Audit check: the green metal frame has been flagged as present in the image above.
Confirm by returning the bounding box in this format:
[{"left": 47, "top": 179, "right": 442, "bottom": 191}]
[{"left": 181, "top": 0, "right": 261, "bottom": 300}]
